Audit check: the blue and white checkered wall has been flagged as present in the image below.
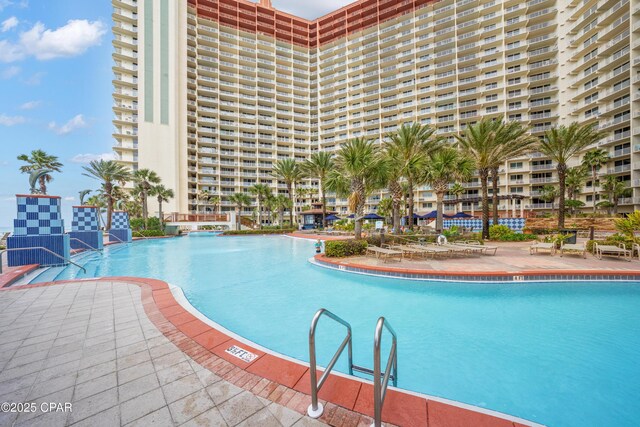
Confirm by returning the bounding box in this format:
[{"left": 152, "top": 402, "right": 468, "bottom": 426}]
[
  {"left": 72, "top": 206, "right": 100, "bottom": 232},
  {"left": 13, "top": 195, "right": 65, "bottom": 236},
  {"left": 111, "top": 211, "right": 130, "bottom": 230},
  {"left": 443, "top": 218, "right": 526, "bottom": 232}
]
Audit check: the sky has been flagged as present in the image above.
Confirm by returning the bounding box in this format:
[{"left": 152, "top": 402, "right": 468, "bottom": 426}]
[{"left": 0, "top": 0, "right": 353, "bottom": 229}]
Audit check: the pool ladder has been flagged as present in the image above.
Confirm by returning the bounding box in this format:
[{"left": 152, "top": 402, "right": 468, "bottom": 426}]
[{"left": 307, "top": 308, "right": 397, "bottom": 427}]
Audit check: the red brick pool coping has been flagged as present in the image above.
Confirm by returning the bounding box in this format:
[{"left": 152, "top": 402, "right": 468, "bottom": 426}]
[
  {"left": 0, "top": 276, "right": 539, "bottom": 427},
  {"left": 313, "top": 255, "right": 640, "bottom": 282}
]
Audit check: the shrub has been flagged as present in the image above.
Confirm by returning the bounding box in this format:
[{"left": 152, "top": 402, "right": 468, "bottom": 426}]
[
  {"left": 134, "top": 230, "right": 165, "bottom": 237},
  {"left": 146, "top": 217, "right": 162, "bottom": 231},
  {"left": 222, "top": 228, "right": 296, "bottom": 236},
  {"left": 615, "top": 211, "right": 640, "bottom": 239},
  {"left": 324, "top": 239, "right": 368, "bottom": 257},
  {"left": 129, "top": 218, "right": 145, "bottom": 231},
  {"left": 497, "top": 233, "right": 538, "bottom": 242},
  {"left": 489, "top": 224, "right": 512, "bottom": 240}
]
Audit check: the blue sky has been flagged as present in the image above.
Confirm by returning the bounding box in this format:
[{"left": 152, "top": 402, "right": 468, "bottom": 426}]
[{"left": 0, "top": 0, "right": 352, "bottom": 229}]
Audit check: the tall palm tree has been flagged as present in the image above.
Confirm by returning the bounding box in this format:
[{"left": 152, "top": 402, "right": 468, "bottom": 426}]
[
  {"left": 381, "top": 145, "right": 407, "bottom": 234},
  {"left": 540, "top": 123, "right": 603, "bottom": 228},
  {"left": 326, "top": 137, "right": 386, "bottom": 239},
  {"left": 133, "top": 169, "right": 161, "bottom": 227},
  {"left": 17, "top": 149, "right": 63, "bottom": 195},
  {"left": 271, "top": 158, "right": 303, "bottom": 226},
  {"left": 422, "top": 147, "right": 474, "bottom": 231},
  {"left": 539, "top": 185, "right": 559, "bottom": 214},
  {"left": 581, "top": 148, "right": 610, "bottom": 214},
  {"left": 601, "top": 175, "right": 629, "bottom": 215},
  {"left": 565, "top": 166, "right": 588, "bottom": 202},
  {"left": 456, "top": 118, "right": 538, "bottom": 239},
  {"left": 229, "top": 192, "right": 252, "bottom": 230},
  {"left": 274, "top": 194, "right": 292, "bottom": 228},
  {"left": 150, "top": 184, "right": 174, "bottom": 228},
  {"left": 249, "top": 183, "right": 271, "bottom": 229},
  {"left": 448, "top": 182, "right": 466, "bottom": 214},
  {"left": 301, "top": 151, "right": 334, "bottom": 228},
  {"left": 384, "top": 123, "right": 439, "bottom": 230},
  {"left": 82, "top": 160, "right": 132, "bottom": 230}
]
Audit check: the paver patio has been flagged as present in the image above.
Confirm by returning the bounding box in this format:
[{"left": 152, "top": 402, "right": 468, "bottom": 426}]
[{"left": 0, "top": 281, "right": 327, "bottom": 427}]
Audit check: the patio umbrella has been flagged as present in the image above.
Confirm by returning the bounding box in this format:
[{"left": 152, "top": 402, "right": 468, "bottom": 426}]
[
  {"left": 347, "top": 214, "right": 355, "bottom": 219},
  {"left": 325, "top": 214, "right": 341, "bottom": 221},
  {"left": 403, "top": 213, "right": 422, "bottom": 220},
  {"left": 420, "top": 210, "right": 454, "bottom": 219},
  {"left": 451, "top": 212, "right": 474, "bottom": 218},
  {"left": 362, "top": 213, "right": 384, "bottom": 220}
]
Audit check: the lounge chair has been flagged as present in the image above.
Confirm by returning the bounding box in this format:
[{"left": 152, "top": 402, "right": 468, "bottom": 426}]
[
  {"left": 388, "top": 244, "right": 428, "bottom": 259},
  {"left": 437, "top": 243, "right": 483, "bottom": 256},
  {"left": 408, "top": 244, "right": 452, "bottom": 258},
  {"left": 594, "top": 243, "right": 631, "bottom": 261},
  {"left": 0, "top": 232, "right": 9, "bottom": 246},
  {"left": 560, "top": 242, "right": 586, "bottom": 258},
  {"left": 366, "top": 245, "right": 403, "bottom": 262},
  {"left": 530, "top": 242, "right": 555, "bottom": 255},
  {"left": 456, "top": 240, "right": 498, "bottom": 256},
  {"left": 634, "top": 243, "right": 640, "bottom": 261}
]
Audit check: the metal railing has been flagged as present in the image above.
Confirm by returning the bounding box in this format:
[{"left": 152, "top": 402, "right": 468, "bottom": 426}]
[
  {"left": 372, "top": 317, "right": 398, "bottom": 427},
  {"left": 69, "top": 238, "right": 103, "bottom": 255},
  {"left": 307, "top": 308, "right": 353, "bottom": 418},
  {"left": 132, "top": 231, "right": 150, "bottom": 240},
  {"left": 0, "top": 247, "right": 86, "bottom": 274}
]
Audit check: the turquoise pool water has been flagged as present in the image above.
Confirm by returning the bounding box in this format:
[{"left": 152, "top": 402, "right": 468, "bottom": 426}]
[{"left": 38, "top": 235, "right": 640, "bottom": 427}]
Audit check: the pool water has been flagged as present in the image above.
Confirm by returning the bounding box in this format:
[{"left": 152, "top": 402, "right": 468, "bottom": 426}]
[{"left": 39, "top": 235, "right": 640, "bottom": 427}]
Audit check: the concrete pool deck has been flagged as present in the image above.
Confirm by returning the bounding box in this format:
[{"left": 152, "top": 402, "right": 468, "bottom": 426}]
[{"left": 0, "top": 278, "right": 541, "bottom": 427}]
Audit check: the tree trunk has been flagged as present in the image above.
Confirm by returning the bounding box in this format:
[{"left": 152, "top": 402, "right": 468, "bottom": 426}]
[
  {"left": 279, "top": 208, "right": 284, "bottom": 229},
  {"left": 407, "top": 177, "right": 415, "bottom": 230},
  {"left": 591, "top": 167, "right": 597, "bottom": 214},
  {"left": 491, "top": 167, "right": 499, "bottom": 223},
  {"left": 106, "top": 182, "right": 113, "bottom": 231},
  {"left": 287, "top": 183, "right": 294, "bottom": 226},
  {"left": 237, "top": 207, "right": 241, "bottom": 231},
  {"left": 558, "top": 164, "right": 566, "bottom": 229},
  {"left": 354, "top": 180, "right": 365, "bottom": 239},
  {"left": 389, "top": 180, "right": 402, "bottom": 235},
  {"left": 158, "top": 199, "right": 164, "bottom": 229},
  {"left": 257, "top": 198, "right": 263, "bottom": 230},
  {"left": 321, "top": 183, "right": 327, "bottom": 229},
  {"left": 480, "top": 170, "right": 490, "bottom": 240},
  {"left": 436, "top": 190, "right": 444, "bottom": 232},
  {"left": 141, "top": 189, "right": 148, "bottom": 229},
  {"left": 39, "top": 176, "right": 47, "bottom": 195}
]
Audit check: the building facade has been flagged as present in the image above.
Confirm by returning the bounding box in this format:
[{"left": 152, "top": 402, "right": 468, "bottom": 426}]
[{"left": 112, "top": 0, "right": 640, "bottom": 221}]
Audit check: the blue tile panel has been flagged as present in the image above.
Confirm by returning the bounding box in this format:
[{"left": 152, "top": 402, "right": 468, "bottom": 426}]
[
  {"left": 111, "top": 211, "right": 130, "bottom": 229},
  {"left": 7, "top": 235, "right": 71, "bottom": 267},
  {"left": 69, "top": 231, "right": 104, "bottom": 251},
  {"left": 443, "top": 218, "right": 526, "bottom": 232},
  {"left": 71, "top": 207, "right": 100, "bottom": 232},
  {"left": 13, "top": 196, "right": 65, "bottom": 236},
  {"left": 109, "top": 228, "right": 132, "bottom": 243}
]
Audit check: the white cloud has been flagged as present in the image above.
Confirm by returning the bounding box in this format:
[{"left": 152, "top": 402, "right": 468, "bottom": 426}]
[
  {"left": 70, "top": 153, "right": 114, "bottom": 164},
  {"left": 48, "top": 114, "right": 87, "bottom": 135},
  {"left": 0, "top": 0, "right": 12, "bottom": 11},
  {"left": 1, "top": 16, "right": 18, "bottom": 32},
  {"left": 273, "top": 0, "right": 353, "bottom": 19},
  {"left": 0, "top": 0, "right": 27, "bottom": 11},
  {"left": 0, "top": 19, "right": 106, "bottom": 63},
  {"left": 19, "top": 100, "right": 40, "bottom": 110},
  {"left": 22, "top": 71, "right": 44, "bottom": 85},
  {"left": 1, "top": 65, "right": 19, "bottom": 78},
  {"left": 0, "top": 113, "right": 25, "bottom": 126}
]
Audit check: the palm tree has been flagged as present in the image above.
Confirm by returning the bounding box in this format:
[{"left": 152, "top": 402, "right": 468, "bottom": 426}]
[
  {"left": 196, "top": 190, "right": 213, "bottom": 214},
  {"left": 132, "top": 169, "right": 161, "bottom": 227},
  {"left": 229, "top": 192, "right": 252, "bottom": 230},
  {"left": 376, "top": 197, "right": 393, "bottom": 225},
  {"left": 209, "top": 195, "right": 220, "bottom": 214},
  {"left": 17, "top": 149, "right": 63, "bottom": 195},
  {"left": 326, "top": 137, "right": 386, "bottom": 239},
  {"left": 274, "top": 194, "right": 292, "bottom": 228},
  {"left": 422, "top": 147, "right": 474, "bottom": 231},
  {"left": 539, "top": 185, "right": 559, "bottom": 214},
  {"left": 581, "top": 148, "right": 610, "bottom": 214},
  {"left": 150, "top": 184, "right": 174, "bottom": 228},
  {"left": 82, "top": 160, "right": 132, "bottom": 230},
  {"left": 448, "top": 182, "right": 466, "bottom": 214},
  {"left": 540, "top": 123, "right": 603, "bottom": 228},
  {"left": 381, "top": 145, "right": 406, "bottom": 234},
  {"left": 272, "top": 158, "right": 303, "bottom": 226},
  {"left": 565, "top": 166, "right": 588, "bottom": 202},
  {"left": 384, "top": 123, "right": 439, "bottom": 230},
  {"left": 601, "top": 175, "right": 629, "bottom": 215},
  {"left": 456, "top": 118, "right": 538, "bottom": 239},
  {"left": 249, "top": 183, "right": 271, "bottom": 229},
  {"left": 301, "top": 152, "right": 334, "bottom": 228}
]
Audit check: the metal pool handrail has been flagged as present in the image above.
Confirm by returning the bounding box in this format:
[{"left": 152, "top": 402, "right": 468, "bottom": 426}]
[
  {"left": 69, "top": 238, "right": 103, "bottom": 255},
  {"left": 307, "top": 308, "right": 353, "bottom": 418},
  {"left": 0, "top": 247, "right": 86, "bottom": 274},
  {"left": 372, "top": 317, "right": 398, "bottom": 427}
]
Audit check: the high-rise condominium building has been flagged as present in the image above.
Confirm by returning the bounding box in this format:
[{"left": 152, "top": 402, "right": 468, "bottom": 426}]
[{"left": 112, "top": 0, "right": 639, "bottom": 221}]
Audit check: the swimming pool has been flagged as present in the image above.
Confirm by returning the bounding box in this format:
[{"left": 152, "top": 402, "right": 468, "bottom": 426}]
[{"left": 33, "top": 235, "right": 640, "bottom": 427}]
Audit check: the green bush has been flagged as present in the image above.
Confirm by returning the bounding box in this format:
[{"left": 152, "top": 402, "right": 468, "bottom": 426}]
[
  {"left": 130, "top": 218, "right": 145, "bottom": 231},
  {"left": 489, "top": 224, "right": 512, "bottom": 240},
  {"left": 222, "top": 228, "right": 296, "bottom": 235},
  {"left": 324, "top": 239, "right": 368, "bottom": 257},
  {"left": 146, "top": 217, "right": 162, "bottom": 231},
  {"left": 134, "top": 230, "right": 165, "bottom": 237}
]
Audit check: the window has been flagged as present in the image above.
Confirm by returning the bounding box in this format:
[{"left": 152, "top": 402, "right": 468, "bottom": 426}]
[
  {"left": 486, "top": 94, "right": 498, "bottom": 101},
  {"left": 486, "top": 106, "right": 498, "bottom": 113},
  {"left": 510, "top": 163, "right": 523, "bottom": 169}
]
